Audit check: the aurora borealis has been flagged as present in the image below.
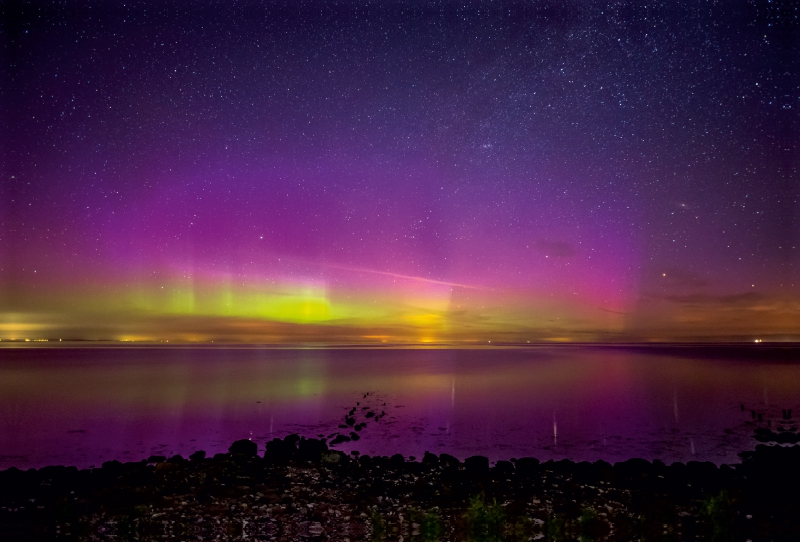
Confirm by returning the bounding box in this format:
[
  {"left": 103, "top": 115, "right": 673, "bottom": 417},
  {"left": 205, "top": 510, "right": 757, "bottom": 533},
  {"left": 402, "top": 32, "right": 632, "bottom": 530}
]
[{"left": 2, "top": 2, "right": 798, "bottom": 343}]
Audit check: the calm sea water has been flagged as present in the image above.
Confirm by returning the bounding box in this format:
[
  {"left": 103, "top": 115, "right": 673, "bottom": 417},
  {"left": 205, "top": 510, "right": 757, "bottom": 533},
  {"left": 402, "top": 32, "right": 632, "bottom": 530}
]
[{"left": 1, "top": 346, "right": 798, "bottom": 469}]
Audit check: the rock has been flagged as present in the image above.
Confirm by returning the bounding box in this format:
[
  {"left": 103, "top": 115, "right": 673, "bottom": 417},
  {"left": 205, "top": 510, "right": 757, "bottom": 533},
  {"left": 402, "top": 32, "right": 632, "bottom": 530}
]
[
  {"left": 265, "top": 437, "right": 297, "bottom": 461},
  {"left": 464, "top": 455, "right": 490, "bottom": 475},
  {"left": 554, "top": 458, "right": 576, "bottom": 475},
  {"left": 614, "top": 458, "right": 649, "bottom": 476},
  {"left": 298, "top": 437, "right": 328, "bottom": 463},
  {"left": 389, "top": 454, "right": 405, "bottom": 469},
  {"left": 229, "top": 439, "right": 258, "bottom": 457},
  {"left": 102, "top": 460, "right": 123, "bottom": 473},
  {"left": 422, "top": 451, "right": 439, "bottom": 468},
  {"left": 754, "top": 427, "right": 800, "bottom": 444},
  {"left": 492, "top": 460, "right": 514, "bottom": 478},
  {"left": 330, "top": 434, "right": 351, "bottom": 445},
  {"left": 320, "top": 450, "right": 349, "bottom": 465},
  {"left": 349, "top": 432, "right": 361, "bottom": 441},
  {"left": 189, "top": 450, "right": 206, "bottom": 461},
  {"left": 439, "top": 453, "right": 460, "bottom": 468},
  {"left": 515, "top": 457, "right": 540, "bottom": 476}
]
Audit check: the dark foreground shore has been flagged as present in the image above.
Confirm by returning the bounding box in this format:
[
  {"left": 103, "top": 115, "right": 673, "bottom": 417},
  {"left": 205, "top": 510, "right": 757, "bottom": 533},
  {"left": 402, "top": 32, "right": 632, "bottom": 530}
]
[{"left": 1, "top": 436, "right": 798, "bottom": 541}]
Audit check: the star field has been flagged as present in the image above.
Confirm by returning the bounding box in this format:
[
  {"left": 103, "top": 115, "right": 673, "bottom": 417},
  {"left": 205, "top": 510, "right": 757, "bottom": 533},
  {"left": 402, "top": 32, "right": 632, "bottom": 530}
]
[{"left": 2, "top": 1, "right": 798, "bottom": 342}]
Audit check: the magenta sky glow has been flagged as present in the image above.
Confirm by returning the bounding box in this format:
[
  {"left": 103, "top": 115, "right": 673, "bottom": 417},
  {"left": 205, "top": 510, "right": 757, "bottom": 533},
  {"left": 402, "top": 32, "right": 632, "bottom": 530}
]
[{"left": 2, "top": 2, "right": 798, "bottom": 343}]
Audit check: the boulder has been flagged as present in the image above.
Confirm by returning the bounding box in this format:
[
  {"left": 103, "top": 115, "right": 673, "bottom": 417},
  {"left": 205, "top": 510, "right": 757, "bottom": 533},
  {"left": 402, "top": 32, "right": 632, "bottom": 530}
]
[
  {"left": 229, "top": 439, "right": 258, "bottom": 457},
  {"left": 298, "top": 437, "right": 328, "bottom": 463},
  {"left": 492, "top": 460, "right": 514, "bottom": 478},
  {"left": 515, "top": 457, "right": 540, "bottom": 477},
  {"left": 265, "top": 437, "right": 297, "bottom": 461},
  {"left": 464, "top": 455, "right": 490, "bottom": 475},
  {"left": 320, "top": 450, "right": 349, "bottom": 466},
  {"left": 422, "top": 451, "right": 439, "bottom": 468},
  {"left": 389, "top": 453, "right": 405, "bottom": 469},
  {"left": 189, "top": 450, "right": 207, "bottom": 461},
  {"left": 329, "top": 434, "right": 351, "bottom": 445},
  {"left": 439, "top": 453, "right": 460, "bottom": 468}
]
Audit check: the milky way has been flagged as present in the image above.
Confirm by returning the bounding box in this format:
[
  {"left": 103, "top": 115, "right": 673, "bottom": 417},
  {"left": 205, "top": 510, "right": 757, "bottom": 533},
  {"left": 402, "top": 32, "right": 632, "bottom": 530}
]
[{"left": 3, "top": 2, "right": 798, "bottom": 342}]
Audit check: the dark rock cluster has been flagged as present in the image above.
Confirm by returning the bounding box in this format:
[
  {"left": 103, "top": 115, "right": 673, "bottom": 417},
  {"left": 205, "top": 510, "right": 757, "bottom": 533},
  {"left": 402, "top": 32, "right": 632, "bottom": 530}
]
[
  {"left": 330, "top": 394, "right": 387, "bottom": 446},
  {"left": 1, "top": 437, "right": 799, "bottom": 541}
]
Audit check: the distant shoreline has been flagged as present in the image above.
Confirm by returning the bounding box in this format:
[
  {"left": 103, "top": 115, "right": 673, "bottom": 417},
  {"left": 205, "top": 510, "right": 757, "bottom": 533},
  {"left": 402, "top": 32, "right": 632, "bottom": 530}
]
[{"left": 3, "top": 340, "right": 800, "bottom": 349}]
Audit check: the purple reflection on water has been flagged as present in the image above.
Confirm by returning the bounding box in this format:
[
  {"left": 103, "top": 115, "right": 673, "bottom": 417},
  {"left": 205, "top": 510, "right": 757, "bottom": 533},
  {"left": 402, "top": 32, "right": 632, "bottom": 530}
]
[{"left": 1, "top": 346, "right": 798, "bottom": 469}]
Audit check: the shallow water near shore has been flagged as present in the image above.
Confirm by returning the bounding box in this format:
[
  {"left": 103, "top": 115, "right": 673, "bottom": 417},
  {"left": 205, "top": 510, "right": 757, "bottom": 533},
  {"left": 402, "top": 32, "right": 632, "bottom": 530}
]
[{"left": 1, "top": 345, "right": 798, "bottom": 470}]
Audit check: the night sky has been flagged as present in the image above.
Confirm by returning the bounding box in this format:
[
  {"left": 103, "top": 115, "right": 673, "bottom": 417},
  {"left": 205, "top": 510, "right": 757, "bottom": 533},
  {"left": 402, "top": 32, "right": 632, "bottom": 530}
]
[{"left": 2, "top": 2, "right": 798, "bottom": 343}]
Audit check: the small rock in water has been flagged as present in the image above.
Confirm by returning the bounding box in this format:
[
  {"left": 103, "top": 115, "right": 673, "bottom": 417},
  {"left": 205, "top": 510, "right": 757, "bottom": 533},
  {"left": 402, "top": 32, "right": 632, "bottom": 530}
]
[{"left": 330, "top": 434, "right": 351, "bottom": 445}]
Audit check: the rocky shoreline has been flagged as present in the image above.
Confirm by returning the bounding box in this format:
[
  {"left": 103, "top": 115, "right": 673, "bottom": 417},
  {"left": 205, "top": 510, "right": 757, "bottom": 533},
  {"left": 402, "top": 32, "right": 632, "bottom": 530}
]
[{"left": 1, "top": 434, "right": 799, "bottom": 541}]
